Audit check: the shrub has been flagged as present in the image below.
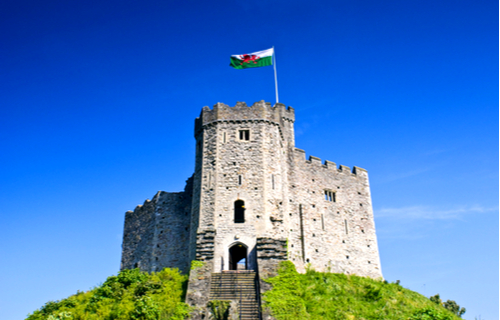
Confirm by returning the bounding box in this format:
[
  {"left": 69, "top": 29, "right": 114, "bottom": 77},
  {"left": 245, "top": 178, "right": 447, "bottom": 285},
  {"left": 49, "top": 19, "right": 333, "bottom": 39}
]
[{"left": 26, "top": 268, "right": 190, "bottom": 320}]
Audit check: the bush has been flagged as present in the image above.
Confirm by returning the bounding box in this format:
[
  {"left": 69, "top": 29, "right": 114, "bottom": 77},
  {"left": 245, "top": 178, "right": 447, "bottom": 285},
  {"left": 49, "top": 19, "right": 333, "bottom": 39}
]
[
  {"left": 431, "top": 294, "right": 466, "bottom": 317},
  {"left": 26, "top": 268, "right": 190, "bottom": 320}
]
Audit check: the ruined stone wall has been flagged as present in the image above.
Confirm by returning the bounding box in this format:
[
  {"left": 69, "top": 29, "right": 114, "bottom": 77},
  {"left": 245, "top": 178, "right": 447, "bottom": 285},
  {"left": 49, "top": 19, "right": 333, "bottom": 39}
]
[
  {"left": 121, "top": 179, "right": 193, "bottom": 274},
  {"left": 121, "top": 199, "right": 156, "bottom": 271},
  {"left": 287, "top": 148, "right": 383, "bottom": 278}
]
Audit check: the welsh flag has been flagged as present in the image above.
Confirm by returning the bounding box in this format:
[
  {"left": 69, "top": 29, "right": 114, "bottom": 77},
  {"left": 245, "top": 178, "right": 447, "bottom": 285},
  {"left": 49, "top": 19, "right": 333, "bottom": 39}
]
[{"left": 230, "top": 48, "right": 274, "bottom": 69}]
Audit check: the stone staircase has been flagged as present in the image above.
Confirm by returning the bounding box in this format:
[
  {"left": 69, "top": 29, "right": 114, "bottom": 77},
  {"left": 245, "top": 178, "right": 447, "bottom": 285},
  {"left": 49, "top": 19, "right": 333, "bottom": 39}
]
[{"left": 209, "top": 270, "right": 260, "bottom": 320}]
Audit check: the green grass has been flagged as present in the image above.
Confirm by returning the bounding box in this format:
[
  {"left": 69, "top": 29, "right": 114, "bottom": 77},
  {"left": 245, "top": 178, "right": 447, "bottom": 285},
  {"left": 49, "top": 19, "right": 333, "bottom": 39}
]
[
  {"left": 263, "top": 261, "right": 462, "bottom": 320},
  {"left": 26, "top": 268, "right": 190, "bottom": 320},
  {"left": 27, "top": 261, "right": 464, "bottom": 320}
]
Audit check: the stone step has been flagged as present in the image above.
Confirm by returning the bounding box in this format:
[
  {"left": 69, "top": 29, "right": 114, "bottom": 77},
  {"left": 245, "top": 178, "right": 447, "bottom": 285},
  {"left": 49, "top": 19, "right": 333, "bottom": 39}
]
[
  {"left": 212, "top": 276, "right": 255, "bottom": 280},
  {"left": 211, "top": 284, "right": 255, "bottom": 286},
  {"left": 210, "top": 293, "right": 256, "bottom": 297},
  {"left": 209, "top": 272, "right": 260, "bottom": 320},
  {"left": 213, "top": 280, "right": 255, "bottom": 282},
  {"left": 211, "top": 280, "right": 255, "bottom": 282},
  {"left": 209, "top": 296, "right": 257, "bottom": 300}
]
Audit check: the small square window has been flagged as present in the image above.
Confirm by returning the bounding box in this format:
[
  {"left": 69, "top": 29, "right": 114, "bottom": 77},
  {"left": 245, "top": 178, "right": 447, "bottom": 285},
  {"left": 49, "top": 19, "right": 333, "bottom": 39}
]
[
  {"left": 324, "top": 190, "right": 336, "bottom": 202},
  {"left": 239, "top": 130, "right": 250, "bottom": 141}
]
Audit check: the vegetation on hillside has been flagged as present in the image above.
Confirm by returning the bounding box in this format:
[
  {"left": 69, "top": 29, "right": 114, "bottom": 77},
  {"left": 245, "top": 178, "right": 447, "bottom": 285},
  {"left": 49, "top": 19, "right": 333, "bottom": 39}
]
[
  {"left": 263, "top": 261, "right": 464, "bottom": 320},
  {"left": 26, "top": 268, "right": 190, "bottom": 320},
  {"left": 27, "top": 261, "right": 467, "bottom": 320}
]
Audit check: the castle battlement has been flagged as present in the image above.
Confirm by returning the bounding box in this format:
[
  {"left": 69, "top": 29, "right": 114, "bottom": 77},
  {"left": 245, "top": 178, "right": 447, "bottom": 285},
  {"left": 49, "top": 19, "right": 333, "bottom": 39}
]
[
  {"left": 294, "top": 148, "right": 368, "bottom": 176},
  {"left": 121, "top": 101, "right": 382, "bottom": 320},
  {"left": 195, "top": 101, "right": 295, "bottom": 136}
]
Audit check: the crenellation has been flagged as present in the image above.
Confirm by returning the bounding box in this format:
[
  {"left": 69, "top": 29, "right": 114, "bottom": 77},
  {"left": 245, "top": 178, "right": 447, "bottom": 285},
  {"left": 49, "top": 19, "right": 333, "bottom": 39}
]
[
  {"left": 324, "top": 160, "right": 336, "bottom": 169},
  {"left": 338, "top": 164, "right": 351, "bottom": 173},
  {"left": 308, "top": 155, "right": 322, "bottom": 165},
  {"left": 121, "top": 100, "right": 383, "bottom": 319},
  {"left": 294, "top": 148, "right": 306, "bottom": 159}
]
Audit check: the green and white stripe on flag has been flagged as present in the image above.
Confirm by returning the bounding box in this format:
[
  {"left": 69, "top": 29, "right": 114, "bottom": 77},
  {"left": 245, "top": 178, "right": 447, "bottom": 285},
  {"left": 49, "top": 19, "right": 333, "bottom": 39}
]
[{"left": 229, "top": 48, "right": 274, "bottom": 69}]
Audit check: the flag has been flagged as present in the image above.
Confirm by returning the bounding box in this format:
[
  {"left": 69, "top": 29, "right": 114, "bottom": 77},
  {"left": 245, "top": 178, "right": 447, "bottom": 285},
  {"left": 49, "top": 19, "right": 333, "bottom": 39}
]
[{"left": 230, "top": 48, "right": 274, "bottom": 69}]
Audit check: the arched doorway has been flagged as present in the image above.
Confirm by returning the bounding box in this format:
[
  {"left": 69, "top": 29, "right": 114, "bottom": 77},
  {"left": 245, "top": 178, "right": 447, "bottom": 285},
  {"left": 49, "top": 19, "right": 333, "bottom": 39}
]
[{"left": 229, "top": 243, "right": 247, "bottom": 270}]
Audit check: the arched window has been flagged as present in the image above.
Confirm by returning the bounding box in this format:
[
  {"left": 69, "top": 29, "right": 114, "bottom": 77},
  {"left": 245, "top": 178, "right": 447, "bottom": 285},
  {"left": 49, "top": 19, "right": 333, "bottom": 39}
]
[{"left": 234, "top": 200, "right": 245, "bottom": 223}]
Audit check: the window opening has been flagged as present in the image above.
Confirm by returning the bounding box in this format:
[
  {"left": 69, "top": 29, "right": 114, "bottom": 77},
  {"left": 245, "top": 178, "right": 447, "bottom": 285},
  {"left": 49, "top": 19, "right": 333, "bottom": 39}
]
[
  {"left": 239, "top": 130, "right": 250, "bottom": 141},
  {"left": 223, "top": 132, "right": 226, "bottom": 143},
  {"left": 238, "top": 175, "right": 242, "bottom": 185},
  {"left": 229, "top": 243, "right": 247, "bottom": 270},
  {"left": 321, "top": 214, "right": 325, "bottom": 230},
  {"left": 234, "top": 200, "right": 245, "bottom": 223},
  {"left": 344, "top": 219, "right": 348, "bottom": 234},
  {"left": 324, "top": 190, "right": 336, "bottom": 202},
  {"left": 271, "top": 174, "right": 275, "bottom": 189}
]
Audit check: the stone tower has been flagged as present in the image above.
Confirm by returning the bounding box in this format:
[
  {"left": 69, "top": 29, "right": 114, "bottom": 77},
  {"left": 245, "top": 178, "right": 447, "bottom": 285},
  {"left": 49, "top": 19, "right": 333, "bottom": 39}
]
[{"left": 120, "top": 101, "right": 382, "bottom": 317}]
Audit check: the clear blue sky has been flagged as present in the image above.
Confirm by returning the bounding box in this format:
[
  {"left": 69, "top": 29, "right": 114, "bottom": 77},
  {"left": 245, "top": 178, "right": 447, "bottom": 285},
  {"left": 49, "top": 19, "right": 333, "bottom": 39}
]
[{"left": 1, "top": 0, "right": 497, "bottom": 319}]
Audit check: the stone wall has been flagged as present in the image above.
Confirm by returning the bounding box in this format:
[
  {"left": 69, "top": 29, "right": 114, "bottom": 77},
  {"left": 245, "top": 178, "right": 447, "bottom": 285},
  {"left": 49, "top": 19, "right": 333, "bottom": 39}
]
[
  {"left": 193, "top": 101, "right": 294, "bottom": 273},
  {"left": 120, "top": 178, "right": 193, "bottom": 274},
  {"left": 287, "top": 148, "right": 383, "bottom": 278},
  {"left": 121, "top": 199, "right": 156, "bottom": 271}
]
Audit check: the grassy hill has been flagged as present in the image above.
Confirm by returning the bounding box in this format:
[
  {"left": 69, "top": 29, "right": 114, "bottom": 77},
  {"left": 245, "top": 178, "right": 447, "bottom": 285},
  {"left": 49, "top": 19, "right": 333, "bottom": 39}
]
[
  {"left": 27, "top": 263, "right": 464, "bottom": 320},
  {"left": 263, "top": 261, "right": 463, "bottom": 320}
]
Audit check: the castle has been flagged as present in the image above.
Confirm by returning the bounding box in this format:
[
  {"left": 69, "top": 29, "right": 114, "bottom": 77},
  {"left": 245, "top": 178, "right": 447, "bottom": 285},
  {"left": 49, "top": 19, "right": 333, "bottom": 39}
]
[{"left": 120, "top": 101, "right": 382, "bottom": 319}]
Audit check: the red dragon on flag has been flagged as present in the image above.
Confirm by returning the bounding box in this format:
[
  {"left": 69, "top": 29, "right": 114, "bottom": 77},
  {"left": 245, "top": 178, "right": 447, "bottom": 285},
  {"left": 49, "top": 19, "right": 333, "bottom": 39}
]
[
  {"left": 230, "top": 48, "right": 273, "bottom": 69},
  {"left": 238, "top": 54, "right": 260, "bottom": 65}
]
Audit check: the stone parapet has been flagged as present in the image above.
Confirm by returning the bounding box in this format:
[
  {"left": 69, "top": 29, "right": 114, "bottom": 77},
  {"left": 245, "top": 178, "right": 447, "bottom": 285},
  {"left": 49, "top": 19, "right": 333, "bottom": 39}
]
[{"left": 195, "top": 101, "right": 294, "bottom": 137}]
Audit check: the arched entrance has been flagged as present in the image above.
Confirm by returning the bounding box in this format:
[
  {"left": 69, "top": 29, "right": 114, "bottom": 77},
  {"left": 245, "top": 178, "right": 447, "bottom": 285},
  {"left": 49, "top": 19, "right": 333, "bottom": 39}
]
[{"left": 229, "top": 243, "right": 247, "bottom": 270}]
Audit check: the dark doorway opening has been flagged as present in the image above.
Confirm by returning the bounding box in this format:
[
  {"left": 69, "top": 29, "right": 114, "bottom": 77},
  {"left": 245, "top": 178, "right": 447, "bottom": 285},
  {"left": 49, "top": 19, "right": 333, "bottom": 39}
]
[
  {"left": 234, "top": 200, "right": 245, "bottom": 223},
  {"left": 229, "top": 243, "right": 247, "bottom": 270}
]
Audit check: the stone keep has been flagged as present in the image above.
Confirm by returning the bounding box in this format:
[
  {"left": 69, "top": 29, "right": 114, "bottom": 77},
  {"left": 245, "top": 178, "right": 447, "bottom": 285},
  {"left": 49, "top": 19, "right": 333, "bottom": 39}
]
[{"left": 120, "top": 100, "right": 383, "bottom": 287}]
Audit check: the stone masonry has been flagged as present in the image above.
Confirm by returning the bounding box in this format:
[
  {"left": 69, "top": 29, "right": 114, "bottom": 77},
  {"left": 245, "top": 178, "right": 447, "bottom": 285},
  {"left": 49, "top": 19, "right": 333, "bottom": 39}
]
[{"left": 120, "top": 101, "right": 383, "bottom": 318}]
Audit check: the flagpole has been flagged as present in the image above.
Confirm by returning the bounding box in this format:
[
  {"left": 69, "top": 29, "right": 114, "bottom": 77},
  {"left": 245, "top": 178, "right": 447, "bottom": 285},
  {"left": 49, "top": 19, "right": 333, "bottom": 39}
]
[{"left": 273, "top": 46, "right": 279, "bottom": 103}]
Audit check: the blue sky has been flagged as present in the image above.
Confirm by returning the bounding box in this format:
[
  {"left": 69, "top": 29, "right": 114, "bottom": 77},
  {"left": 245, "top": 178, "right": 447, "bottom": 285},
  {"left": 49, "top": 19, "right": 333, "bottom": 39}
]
[{"left": 0, "top": 0, "right": 497, "bottom": 319}]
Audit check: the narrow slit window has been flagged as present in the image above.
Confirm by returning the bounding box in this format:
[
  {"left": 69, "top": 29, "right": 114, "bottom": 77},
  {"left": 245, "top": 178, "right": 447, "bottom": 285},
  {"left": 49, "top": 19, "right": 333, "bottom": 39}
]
[
  {"left": 272, "top": 174, "right": 275, "bottom": 189},
  {"left": 223, "top": 132, "right": 226, "bottom": 143},
  {"left": 238, "top": 175, "right": 242, "bottom": 185},
  {"left": 239, "top": 130, "right": 250, "bottom": 141},
  {"left": 344, "top": 219, "right": 348, "bottom": 234},
  {"left": 321, "top": 214, "right": 325, "bottom": 230}
]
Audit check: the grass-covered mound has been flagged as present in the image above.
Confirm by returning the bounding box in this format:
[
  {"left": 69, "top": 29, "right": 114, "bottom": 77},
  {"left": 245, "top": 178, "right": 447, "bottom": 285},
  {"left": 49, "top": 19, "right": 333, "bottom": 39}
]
[
  {"left": 26, "top": 268, "right": 190, "bottom": 320},
  {"left": 263, "top": 261, "right": 462, "bottom": 320}
]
